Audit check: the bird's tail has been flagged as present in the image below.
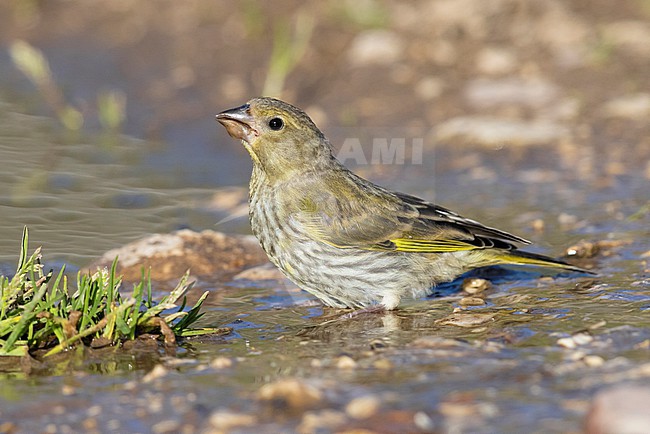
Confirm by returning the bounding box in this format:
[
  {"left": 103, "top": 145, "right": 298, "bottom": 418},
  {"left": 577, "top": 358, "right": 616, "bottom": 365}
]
[{"left": 492, "top": 249, "right": 596, "bottom": 275}]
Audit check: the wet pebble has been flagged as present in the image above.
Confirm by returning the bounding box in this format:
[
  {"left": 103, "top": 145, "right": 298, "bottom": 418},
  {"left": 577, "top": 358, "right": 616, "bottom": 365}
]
[
  {"left": 82, "top": 417, "right": 98, "bottom": 431},
  {"left": 61, "top": 384, "right": 76, "bottom": 396},
  {"left": 142, "top": 364, "right": 168, "bottom": 383},
  {"left": 209, "top": 409, "right": 258, "bottom": 431},
  {"left": 557, "top": 333, "right": 593, "bottom": 349},
  {"left": 257, "top": 378, "right": 323, "bottom": 410},
  {"left": 372, "top": 358, "right": 394, "bottom": 370},
  {"left": 475, "top": 46, "right": 517, "bottom": 75},
  {"left": 336, "top": 355, "right": 358, "bottom": 369},
  {"left": 600, "top": 93, "right": 650, "bottom": 120},
  {"left": 413, "top": 411, "right": 436, "bottom": 432},
  {"left": 210, "top": 357, "right": 233, "bottom": 369},
  {"left": 91, "top": 229, "right": 267, "bottom": 281},
  {"left": 0, "top": 423, "right": 17, "bottom": 433},
  {"left": 298, "top": 410, "right": 347, "bottom": 433},
  {"left": 585, "top": 386, "right": 650, "bottom": 434},
  {"left": 415, "top": 76, "right": 444, "bottom": 100},
  {"left": 462, "top": 277, "right": 492, "bottom": 294},
  {"left": 346, "top": 395, "right": 381, "bottom": 420},
  {"left": 90, "top": 336, "right": 113, "bottom": 349},
  {"left": 151, "top": 419, "right": 180, "bottom": 434},
  {"left": 583, "top": 355, "right": 605, "bottom": 368},
  {"left": 438, "top": 393, "right": 500, "bottom": 433},
  {"left": 565, "top": 239, "right": 631, "bottom": 259},
  {"left": 435, "top": 312, "right": 496, "bottom": 328},
  {"left": 411, "top": 336, "right": 469, "bottom": 349},
  {"left": 459, "top": 296, "right": 487, "bottom": 307}
]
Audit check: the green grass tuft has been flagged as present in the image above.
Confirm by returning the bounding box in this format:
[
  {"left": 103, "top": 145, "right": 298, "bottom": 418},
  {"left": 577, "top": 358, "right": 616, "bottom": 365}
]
[{"left": 0, "top": 227, "right": 217, "bottom": 357}]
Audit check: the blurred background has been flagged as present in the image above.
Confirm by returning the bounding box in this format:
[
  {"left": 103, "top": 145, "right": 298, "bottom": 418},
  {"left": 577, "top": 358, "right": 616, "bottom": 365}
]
[{"left": 0, "top": 0, "right": 648, "bottom": 269}]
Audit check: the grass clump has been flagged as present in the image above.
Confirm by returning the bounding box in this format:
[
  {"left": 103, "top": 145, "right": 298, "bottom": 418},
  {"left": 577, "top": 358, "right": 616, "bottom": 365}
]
[{"left": 0, "top": 227, "right": 215, "bottom": 357}]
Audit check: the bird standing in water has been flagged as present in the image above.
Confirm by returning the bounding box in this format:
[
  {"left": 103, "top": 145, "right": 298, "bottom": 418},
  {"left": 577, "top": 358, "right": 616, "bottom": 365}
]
[{"left": 216, "top": 97, "right": 590, "bottom": 311}]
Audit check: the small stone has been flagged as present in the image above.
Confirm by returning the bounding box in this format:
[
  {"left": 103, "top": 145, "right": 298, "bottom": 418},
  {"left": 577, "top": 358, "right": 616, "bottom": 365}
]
[
  {"left": 151, "top": 419, "right": 180, "bottom": 434},
  {"left": 531, "top": 219, "right": 545, "bottom": 233},
  {"left": 298, "top": 410, "right": 347, "bottom": 433},
  {"left": 600, "top": 93, "right": 650, "bottom": 120},
  {"left": 209, "top": 410, "right": 257, "bottom": 431},
  {"left": 210, "top": 357, "right": 233, "bottom": 369},
  {"left": 440, "top": 399, "right": 498, "bottom": 420},
  {"left": 142, "top": 365, "right": 168, "bottom": 383},
  {"left": 475, "top": 46, "right": 517, "bottom": 75},
  {"left": 0, "top": 423, "right": 17, "bottom": 434},
  {"left": 558, "top": 333, "right": 593, "bottom": 349},
  {"left": 435, "top": 312, "right": 496, "bottom": 328},
  {"left": 257, "top": 378, "right": 323, "bottom": 410},
  {"left": 634, "top": 340, "right": 650, "bottom": 350},
  {"left": 61, "top": 385, "right": 76, "bottom": 396},
  {"left": 462, "top": 278, "right": 492, "bottom": 294},
  {"left": 558, "top": 213, "right": 579, "bottom": 227},
  {"left": 346, "top": 395, "right": 381, "bottom": 420},
  {"left": 568, "top": 350, "right": 588, "bottom": 362},
  {"left": 557, "top": 337, "right": 577, "bottom": 349},
  {"left": 413, "top": 411, "right": 436, "bottom": 431},
  {"left": 566, "top": 240, "right": 630, "bottom": 259},
  {"left": 411, "top": 336, "right": 468, "bottom": 349},
  {"left": 459, "top": 297, "right": 486, "bottom": 306},
  {"left": 86, "top": 406, "right": 102, "bottom": 417},
  {"left": 373, "top": 358, "right": 394, "bottom": 370},
  {"left": 439, "top": 401, "right": 477, "bottom": 418},
  {"left": 415, "top": 76, "right": 444, "bottom": 100},
  {"left": 583, "top": 355, "right": 605, "bottom": 368},
  {"left": 572, "top": 333, "right": 594, "bottom": 346},
  {"left": 90, "top": 336, "right": 113, "bottom": 349},
  {"left": 585, "top": 386, "right": 650, "bottom": 433},
  {"left": 90, "top": 229, "right": 267, "bottom": 282},
  {"left": 336, "top": 355, "right": 358, "bottom": 369},
  {"left": 82, "top": 418, "right": 98, "bottom": 431},
  {"left": 565, "top": 241, "right": 599, "bottom": 258}
]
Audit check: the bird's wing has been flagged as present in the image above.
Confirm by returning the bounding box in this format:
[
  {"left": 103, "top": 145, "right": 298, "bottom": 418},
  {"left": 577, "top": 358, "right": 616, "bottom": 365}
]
[{"left": 291, "top": 174, "right": 528, "bottom": 254}]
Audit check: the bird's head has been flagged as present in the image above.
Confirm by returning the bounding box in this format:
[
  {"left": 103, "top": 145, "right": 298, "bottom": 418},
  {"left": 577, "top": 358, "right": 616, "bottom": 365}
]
[{"left": 216, "top": 97, "right": 332, "bottom": 179}]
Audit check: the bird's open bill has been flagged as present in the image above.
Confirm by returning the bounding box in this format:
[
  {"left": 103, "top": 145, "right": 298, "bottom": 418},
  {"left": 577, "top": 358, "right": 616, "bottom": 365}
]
[{"left": 216, "top": 104, "right": 258, "bottom": 142}]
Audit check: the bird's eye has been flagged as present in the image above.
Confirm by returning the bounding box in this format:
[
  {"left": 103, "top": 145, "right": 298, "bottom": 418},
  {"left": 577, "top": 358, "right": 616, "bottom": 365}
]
[{"left": 268, "top": 117, "right": 284, "bottom": 131}]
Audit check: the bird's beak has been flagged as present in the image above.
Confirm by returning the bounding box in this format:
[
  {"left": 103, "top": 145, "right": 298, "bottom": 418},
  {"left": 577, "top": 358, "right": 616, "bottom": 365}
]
[{"left": 215, "top": 103, "right": 258, "bottom": 143}]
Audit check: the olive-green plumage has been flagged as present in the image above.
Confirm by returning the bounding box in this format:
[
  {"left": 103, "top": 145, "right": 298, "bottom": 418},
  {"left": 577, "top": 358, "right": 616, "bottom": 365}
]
[{"left": 216, "top": 97, "right": 591, "bottom": 310}]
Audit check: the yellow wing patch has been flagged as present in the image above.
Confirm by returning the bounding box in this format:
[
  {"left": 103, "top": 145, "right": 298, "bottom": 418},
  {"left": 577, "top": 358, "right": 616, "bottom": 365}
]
[{"left": 388, "top": 238, "right": 483, "bottom": 253}]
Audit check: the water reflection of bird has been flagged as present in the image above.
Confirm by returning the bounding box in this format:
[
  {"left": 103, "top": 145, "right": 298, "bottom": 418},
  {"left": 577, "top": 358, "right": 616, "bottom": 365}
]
[{"left": 216, "top": 97, "right": 593, "bottom": 311}]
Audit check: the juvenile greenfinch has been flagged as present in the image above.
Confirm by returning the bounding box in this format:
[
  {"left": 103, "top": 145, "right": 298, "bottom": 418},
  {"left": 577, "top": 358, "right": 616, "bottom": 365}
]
[{"left": 216, "top": 97, "right": 592, "bottom": 310}]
